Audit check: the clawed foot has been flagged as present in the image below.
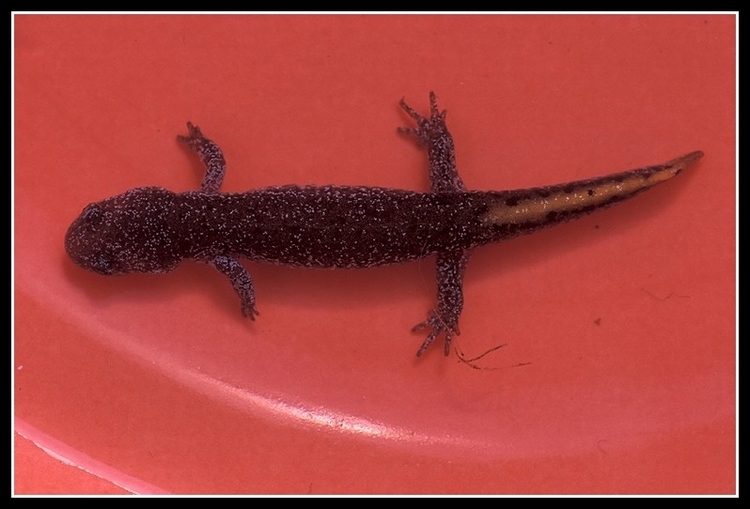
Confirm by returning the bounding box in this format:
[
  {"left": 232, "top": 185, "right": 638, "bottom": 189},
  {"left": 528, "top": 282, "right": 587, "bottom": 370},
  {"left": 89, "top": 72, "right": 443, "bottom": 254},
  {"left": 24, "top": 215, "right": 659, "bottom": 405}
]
[
  {"left": 240, "top": 300, "right": 260, "bottom": 320},
  {"left": 412, "top": 311, "right": 460, "bottom": 357},
  {"left": 235, "top": 281, "right": 260, "bottom": 321},
  {"left": 177, "top": 121, "right": 207, "bottom": 147},
  {"left": 398, "top": 91, "right": 448, "bottom": 145},
  {"left": 209, "top": 255, "right": 259, "bottom": 320}
]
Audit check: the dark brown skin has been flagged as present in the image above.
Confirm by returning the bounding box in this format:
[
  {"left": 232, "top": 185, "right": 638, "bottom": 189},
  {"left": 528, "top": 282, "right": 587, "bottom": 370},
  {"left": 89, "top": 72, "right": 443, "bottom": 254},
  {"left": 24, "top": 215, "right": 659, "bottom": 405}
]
[{"left": 65, "top": 92, "right": 703, "bottom": 356}]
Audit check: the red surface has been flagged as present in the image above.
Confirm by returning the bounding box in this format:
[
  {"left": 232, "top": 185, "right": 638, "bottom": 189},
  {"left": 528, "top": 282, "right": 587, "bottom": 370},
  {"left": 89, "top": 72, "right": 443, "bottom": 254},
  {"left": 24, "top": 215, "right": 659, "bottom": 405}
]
[
  {"left": 14, "top": 14, "right": 736, "bottom": 494},
  {"left": 14, "top": 432, "right": 128, "bottom": 495}
]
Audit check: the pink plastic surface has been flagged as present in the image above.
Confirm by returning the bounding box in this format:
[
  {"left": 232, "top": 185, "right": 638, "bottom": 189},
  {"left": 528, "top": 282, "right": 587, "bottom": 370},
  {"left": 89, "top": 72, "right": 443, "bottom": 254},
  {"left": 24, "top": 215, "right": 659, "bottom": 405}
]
[{"left": 14, "top": 15, "right": 735, "bottom": 494}]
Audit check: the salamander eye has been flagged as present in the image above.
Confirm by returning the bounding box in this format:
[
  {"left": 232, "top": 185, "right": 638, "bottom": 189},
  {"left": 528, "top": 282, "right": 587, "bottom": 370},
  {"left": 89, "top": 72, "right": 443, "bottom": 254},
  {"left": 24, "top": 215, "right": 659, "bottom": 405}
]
[{"left": 81, "top": 203, "right": 103, "bottom": 222}]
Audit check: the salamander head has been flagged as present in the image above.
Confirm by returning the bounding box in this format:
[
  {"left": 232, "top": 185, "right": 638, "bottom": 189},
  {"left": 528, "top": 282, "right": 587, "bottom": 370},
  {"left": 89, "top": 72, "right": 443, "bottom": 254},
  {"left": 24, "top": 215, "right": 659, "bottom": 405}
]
[{"left": 65, "top": 187, "right": 183, "bottom": 275}]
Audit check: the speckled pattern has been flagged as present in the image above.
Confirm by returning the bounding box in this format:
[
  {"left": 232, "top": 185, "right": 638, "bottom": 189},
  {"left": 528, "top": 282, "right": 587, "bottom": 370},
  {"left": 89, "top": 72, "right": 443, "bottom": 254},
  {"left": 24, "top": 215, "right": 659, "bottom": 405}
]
[{"left": 64, "top": 93, "right": 703, "bottom": 356}]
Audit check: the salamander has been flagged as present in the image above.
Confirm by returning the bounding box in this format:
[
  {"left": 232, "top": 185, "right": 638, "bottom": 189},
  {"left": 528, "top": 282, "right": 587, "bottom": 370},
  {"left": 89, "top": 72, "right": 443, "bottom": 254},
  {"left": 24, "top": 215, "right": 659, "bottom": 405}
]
[{"left": 64, "top": 92, "right": 703, "bottom": 357}]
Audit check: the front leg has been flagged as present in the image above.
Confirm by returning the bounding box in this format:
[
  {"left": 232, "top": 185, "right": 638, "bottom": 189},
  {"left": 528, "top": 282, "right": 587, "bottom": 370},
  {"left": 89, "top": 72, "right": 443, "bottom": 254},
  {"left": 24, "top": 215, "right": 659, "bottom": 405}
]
[
  {"left": 177, "top": 122, "right": 227, "bottom": 193},
  {"left": 413, "top": 250, "right": 469, "bottom": 356},
  {"left": 209, "top": 255, "right": 260, "bottom": 319}
]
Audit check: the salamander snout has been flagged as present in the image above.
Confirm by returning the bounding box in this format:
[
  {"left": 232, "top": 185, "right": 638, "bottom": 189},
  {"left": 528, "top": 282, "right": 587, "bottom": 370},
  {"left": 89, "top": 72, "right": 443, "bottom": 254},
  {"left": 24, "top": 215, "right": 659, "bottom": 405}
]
[
  {"left": 65, "top": 187, "right": 182, "bottom": 276},
  {"left": 65, "top": 202, "right": 127, "bottom": 275}
]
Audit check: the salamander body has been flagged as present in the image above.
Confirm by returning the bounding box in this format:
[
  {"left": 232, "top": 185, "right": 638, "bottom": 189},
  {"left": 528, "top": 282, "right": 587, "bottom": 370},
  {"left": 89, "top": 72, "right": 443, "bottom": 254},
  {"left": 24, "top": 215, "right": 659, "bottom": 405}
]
[{"left": 65, "top": 93, "right": 703, "bottom": 356}]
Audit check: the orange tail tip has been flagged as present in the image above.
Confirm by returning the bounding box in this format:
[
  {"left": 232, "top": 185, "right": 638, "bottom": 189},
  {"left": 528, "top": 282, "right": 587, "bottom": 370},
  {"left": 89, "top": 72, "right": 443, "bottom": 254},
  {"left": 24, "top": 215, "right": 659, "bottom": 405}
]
[{"left": 665, "top": 150, "right": 704, "bottom": 173}]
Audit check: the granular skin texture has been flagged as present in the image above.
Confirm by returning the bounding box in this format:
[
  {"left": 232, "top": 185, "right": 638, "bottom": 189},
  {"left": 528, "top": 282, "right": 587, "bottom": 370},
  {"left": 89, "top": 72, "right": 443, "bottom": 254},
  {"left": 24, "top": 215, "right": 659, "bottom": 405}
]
[{"left": 65, "top": 92, "right": 703, "bottom": 356}]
